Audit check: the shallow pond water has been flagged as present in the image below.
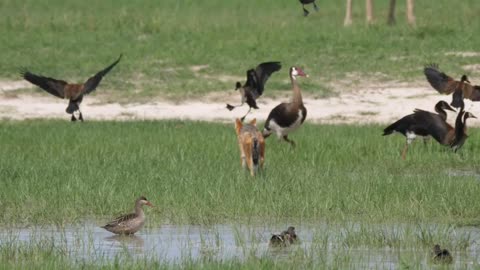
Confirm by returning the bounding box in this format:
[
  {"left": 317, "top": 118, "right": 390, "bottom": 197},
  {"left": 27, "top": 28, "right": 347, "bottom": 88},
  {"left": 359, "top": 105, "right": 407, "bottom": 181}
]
[{"left": 1, "top": 222, "right": 480, "bottom": 268}]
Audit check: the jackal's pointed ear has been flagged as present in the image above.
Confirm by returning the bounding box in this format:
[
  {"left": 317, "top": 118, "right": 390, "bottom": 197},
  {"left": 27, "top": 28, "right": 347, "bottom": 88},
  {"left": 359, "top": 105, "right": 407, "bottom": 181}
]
[
  {"left": 250, "top": 118, "right": 257, "bottom": 126},
  {"left": 235, "top": 118, "right": 243, "bottom": 134}
]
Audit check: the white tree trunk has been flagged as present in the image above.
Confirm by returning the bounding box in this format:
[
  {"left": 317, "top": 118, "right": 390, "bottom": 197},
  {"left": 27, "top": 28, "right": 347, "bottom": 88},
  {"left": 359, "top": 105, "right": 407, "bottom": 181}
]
[{"left": 344, "top": 0, "right": 353, "bottom": 26}]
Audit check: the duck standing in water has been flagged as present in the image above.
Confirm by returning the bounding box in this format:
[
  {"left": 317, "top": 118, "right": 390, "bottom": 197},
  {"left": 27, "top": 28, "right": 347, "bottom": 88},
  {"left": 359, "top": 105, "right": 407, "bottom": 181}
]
[
  {"left": 102, "top": 196, "right": 153, "bottom": 235},
  {"left": 263, "top": 66, "right": 308, "bottom": 147}
]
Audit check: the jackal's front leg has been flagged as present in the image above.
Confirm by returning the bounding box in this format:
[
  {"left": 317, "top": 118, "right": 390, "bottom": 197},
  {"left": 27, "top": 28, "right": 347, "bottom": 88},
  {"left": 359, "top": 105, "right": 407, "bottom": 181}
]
[{"left": 238, "top": 142, "right": 246, "bottom": 168}]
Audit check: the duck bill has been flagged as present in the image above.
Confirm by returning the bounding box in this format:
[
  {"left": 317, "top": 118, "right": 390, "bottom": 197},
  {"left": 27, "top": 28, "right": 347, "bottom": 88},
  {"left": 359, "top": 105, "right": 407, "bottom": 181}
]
[
  {"left": 146, "top": 202, "right": 154, "bottom": 207},
  {"left": 297, "top": 68, "right": 309, "bottom": 78}
]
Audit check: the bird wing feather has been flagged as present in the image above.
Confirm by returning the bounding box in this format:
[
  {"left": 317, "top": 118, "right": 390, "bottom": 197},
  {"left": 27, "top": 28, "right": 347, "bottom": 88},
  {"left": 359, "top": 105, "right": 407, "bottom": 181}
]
[
  {"left": 104, "top": 212, "right": 136, "bottom": 228},
  {"left": 252, "top": 61, "right": 282, "bottom": 96},
  {"left": 83, "top": 54, "right": 122, "bottom": 94},
  {"left": 21, "top": 71, "right": 67, "bottom": 98},
  {"left": 423, "top": 64, "right": 458, "bottom": 95}
]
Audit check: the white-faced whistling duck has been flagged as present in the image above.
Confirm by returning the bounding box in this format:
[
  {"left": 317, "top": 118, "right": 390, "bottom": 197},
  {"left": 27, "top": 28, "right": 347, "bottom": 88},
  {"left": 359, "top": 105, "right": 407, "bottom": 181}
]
[
  {"left": 383, "top": 101, "right": 456, "bottom": 159},
  {"left": 21, "top": 54, "right": 122, "bottom": 122},
  {"left": 269, "top": 226, "right": 298, "bottom": 247},
  {"left": 299, "top": 0, "right": 319, "bottom": 16},
  {"left": 102, "top": 196, "right": 153, "bottom": 235},
  {"left": 227, "top": 62, "right": 281, "bottom": 121},
  {"left": 262, "top": 67, "right": 308, "bottom": 147},
  {"left": 432, "top": 244, "right": 453, "bottom": 264},
  {"left": 424, "top": 63, "right": 480, "bottom": 109}
]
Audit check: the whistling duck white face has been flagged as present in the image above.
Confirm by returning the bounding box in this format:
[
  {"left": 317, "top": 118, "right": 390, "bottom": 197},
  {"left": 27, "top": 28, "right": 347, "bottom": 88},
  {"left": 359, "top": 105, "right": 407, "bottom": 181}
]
[{"left": 290, "top": 67, "right": 308, "bottom": 79}]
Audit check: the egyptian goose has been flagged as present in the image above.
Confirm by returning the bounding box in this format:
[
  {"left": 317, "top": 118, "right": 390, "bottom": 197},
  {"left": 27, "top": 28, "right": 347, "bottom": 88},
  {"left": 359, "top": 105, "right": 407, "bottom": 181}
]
[
  {"left": 227, "top": 61, "right": 281, "bottom": 121},
  {"left": 383, "top": 101, "right": 475, "bottom": 159},
  {"left": 102, "top": 196, "right": 153, "bottom": 235},
  {"left": 269, "top": 226, "right": 298, "bottom": 247},
  {"left": 424, "top": 64, "right": 480, "bottom": 109},
  {"left": 432, "top": 244, "right": 453, "bottom": 264},
  {"left": 21, "top": 54, "right": 122, "bottom": 122},
  {"left": 262, "top": 66, "right": 308, "bottom": 147},
  {"left": 299, "top": 0, "right": 319, "bottom": 16}
]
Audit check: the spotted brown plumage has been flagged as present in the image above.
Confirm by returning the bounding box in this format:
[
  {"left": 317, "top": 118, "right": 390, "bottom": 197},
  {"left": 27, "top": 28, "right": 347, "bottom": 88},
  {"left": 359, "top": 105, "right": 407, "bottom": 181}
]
[
  {"left": 102, "top": 196, "right": 153, "bottom": 235},
  {"left": 299, "top": 0, "right": 319, "bottom": 16},
  {"left": 21, "top": 54, "right": 122, "bottom": 122},
  {"left": 424, "top": 64, "right": 480, "bottom": 108},
  {"left": 226, "top": 61, "right": 281, "bottom": 121},
  {"left": 262, "top": 66, "right": 308, "bottom": 147},
  {"left": 269, "top": 226, "right": 298, "bottom": 247}
]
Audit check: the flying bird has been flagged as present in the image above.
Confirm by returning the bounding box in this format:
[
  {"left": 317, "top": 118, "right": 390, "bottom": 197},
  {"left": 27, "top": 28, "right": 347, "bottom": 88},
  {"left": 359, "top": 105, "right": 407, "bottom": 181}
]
[
  {"left": 21, "top": 54, "right": 122, "bottom": 122},
  {"left": 226, "top": 61, "right": 281, "bottom": 121},
  {"left": 424, "top": 64, "right": 480, "bottom": 109}
]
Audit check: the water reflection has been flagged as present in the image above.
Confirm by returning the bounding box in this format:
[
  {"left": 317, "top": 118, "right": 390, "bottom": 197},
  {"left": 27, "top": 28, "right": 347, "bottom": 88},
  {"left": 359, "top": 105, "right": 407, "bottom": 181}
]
[{"left": 0, "top": 222, "right": 479, "bottom": 268}]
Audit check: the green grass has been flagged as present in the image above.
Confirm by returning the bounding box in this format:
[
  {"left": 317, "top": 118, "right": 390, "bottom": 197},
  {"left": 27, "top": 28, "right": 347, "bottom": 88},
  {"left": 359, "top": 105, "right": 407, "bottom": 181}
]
[
  {"left": 1, "top": 0, "right": 480, "bottom": 101},
  {"left": 1, "top": 120, "right": 480, "bottom": 226}
]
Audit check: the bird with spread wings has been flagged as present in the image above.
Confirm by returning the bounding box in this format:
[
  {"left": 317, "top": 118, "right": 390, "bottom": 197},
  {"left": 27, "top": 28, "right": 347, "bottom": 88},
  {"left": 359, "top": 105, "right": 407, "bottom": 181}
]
[
  {"left": 227, "top": 61, "right": 281, "bottom": 121},
  {"left": 21, "top": 54, "right": 122, "bottom": 121},
  {"left": 424, "top": 63, "right": 480, "bottom": 109}
]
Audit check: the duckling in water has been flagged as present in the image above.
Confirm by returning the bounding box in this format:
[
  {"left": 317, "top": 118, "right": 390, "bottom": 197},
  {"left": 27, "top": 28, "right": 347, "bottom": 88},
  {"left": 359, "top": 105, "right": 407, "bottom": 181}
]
[
  {"left": 269, "top": 226, "right": 298, "bottom": 247},
  {"left": 432, "top": 244, "right": 453, "bottom": 264}
]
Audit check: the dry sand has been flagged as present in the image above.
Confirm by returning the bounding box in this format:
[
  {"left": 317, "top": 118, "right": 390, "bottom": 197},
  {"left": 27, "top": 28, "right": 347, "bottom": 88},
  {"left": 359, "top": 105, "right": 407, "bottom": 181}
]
[{"left": 1, "top": 80, "right": 479, "bottom": 126}]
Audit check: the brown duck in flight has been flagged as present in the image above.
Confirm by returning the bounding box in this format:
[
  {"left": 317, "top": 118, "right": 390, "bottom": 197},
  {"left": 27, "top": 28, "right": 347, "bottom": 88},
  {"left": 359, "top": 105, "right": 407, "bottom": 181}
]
[
  {"left": 227, "top": 61, "right": 281, "bottom": 121},
  {"left": 424, "top": 64, "right": 480, "bottom": 109},
  {"left": 21, "top": 54, "right": 122, "bottom": 122}
]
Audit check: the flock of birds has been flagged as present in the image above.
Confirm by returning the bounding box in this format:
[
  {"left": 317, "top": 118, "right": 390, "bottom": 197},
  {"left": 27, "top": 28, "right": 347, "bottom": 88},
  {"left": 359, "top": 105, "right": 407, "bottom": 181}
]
[{"left": 384, "top": 64, "right": 479, "bottom": 159}]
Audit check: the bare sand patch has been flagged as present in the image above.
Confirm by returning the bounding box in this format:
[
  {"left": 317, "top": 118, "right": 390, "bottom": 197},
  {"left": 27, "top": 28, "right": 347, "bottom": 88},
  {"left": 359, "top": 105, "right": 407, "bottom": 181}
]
[
  {"left": 1, "top": 83, "right": 479, "bottom": 126},
  {"left": 445, "top": 51, "right": 480, "bottom": 57},
  {"left": 0, "top": 80, "right": 33, "bottom": 91}
]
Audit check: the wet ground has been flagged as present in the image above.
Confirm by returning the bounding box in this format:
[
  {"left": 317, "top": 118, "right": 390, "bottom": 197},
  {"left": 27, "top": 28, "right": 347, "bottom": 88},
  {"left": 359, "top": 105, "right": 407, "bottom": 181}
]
[{"left": 1, "top": 222, "right": 480, "bottom": 268}]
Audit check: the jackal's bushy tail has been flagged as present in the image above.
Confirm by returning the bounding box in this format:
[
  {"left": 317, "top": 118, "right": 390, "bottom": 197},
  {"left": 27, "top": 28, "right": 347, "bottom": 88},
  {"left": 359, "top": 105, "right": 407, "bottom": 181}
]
[{"left": 252, "top": 138, "right": 260, "bottom": 167}]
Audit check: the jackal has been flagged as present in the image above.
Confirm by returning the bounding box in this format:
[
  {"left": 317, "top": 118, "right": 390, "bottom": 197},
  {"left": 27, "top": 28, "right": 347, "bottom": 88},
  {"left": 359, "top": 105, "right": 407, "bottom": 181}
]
[{"left": 235, "top": 118, "right": 265, "bottom": 176}]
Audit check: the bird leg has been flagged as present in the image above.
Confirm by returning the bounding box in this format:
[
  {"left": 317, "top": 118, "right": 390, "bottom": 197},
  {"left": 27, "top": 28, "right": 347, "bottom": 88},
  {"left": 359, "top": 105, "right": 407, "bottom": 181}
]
[
  {"left": 313, "top": 2, "right": 319, "bottom": 11},
  {"left": 240, "top": 107, "right": 252, "bottom": 122},
  {"left": 401, "top": 142, "right": 408, "bottom": 160},
  {"left": 78, "top": 110, "right": 84, "bottom": 122},
  {"left": 303, "top": 6, "right": 309, "bottom": 16},
  {"left": 226, "top": 102, "right": 244, "bottom": 111},
  {"left": 283, "top": 135, "right": 296, "bottom": 148},
  {"left": 71, "top": 114, "right": 77, "bottom": 122}
]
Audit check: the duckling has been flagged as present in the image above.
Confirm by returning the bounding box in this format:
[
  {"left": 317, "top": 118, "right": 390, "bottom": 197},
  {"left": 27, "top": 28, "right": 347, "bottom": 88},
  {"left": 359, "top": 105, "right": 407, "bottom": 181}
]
[
  {"left": 102, "top": 196, "right": 153, "bottom": 235},
  {"left": 269, "top": 226, "right": 298, "bottom": 247},
  {"left": 432, "top": 244, "right": 453, "bottom": 264}
]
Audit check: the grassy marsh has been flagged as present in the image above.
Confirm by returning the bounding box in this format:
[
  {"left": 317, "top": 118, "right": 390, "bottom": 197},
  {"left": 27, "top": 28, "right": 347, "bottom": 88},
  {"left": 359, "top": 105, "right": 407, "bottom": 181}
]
[
  {"left": 1, "top": 0, "right": 480, "bottom": 100},
  {"left": 1, "top": 120, "right": 479, "bottom": 226}
]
